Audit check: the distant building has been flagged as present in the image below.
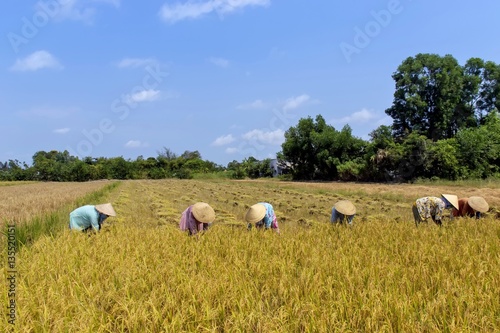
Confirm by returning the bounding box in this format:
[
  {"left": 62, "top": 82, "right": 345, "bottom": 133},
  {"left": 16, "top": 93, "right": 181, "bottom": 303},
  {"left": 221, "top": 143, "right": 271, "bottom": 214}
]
[{"left": 269, "top": 159, "right": 290, "bottom": 177}]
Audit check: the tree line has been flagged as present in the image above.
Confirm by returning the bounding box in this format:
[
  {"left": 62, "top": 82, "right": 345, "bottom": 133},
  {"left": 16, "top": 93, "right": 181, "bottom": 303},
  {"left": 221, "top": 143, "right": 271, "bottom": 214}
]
[
  {"left": 0, "top": 148, "right": 273, "bottom": 181},
  {"left": 2, "top": 53, "right": 499, "bottom": 182}
]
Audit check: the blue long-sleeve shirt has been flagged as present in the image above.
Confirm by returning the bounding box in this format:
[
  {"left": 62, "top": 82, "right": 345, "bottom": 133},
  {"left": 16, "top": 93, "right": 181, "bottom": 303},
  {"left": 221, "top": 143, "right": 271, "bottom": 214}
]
[{"left": 69, "top": 205, "right": 107, "bottom": 232}]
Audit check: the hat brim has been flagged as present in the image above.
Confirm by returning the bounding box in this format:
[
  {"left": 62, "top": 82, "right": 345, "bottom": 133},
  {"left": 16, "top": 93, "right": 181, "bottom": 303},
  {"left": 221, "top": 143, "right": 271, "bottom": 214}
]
[
  {"left": 95, "top": 203, "right": 116, "bottom": 217},
  {"left": 192, "top": 202, "right": 215, "bottom": 223},
  {"left": 468, "top": 196, "right": 489, "bottom": 213},
  {"left": 334, "top": 200, "right": 356, "bottom": 215},
  {"left": 245, "top": 204, "right": 267, "bottom": 223},
  {"left": 442, "top": 194, "right": 459, "bottom": 211}
]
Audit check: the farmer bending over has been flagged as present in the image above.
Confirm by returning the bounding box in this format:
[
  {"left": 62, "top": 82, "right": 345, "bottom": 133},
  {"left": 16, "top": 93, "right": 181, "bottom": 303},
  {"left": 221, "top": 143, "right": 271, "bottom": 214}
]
[
  {"left": 69, "top": 203, "right": 116, "bottom": 232},
  {"left": 452, "top": 196, "right": 489, "bottom": 219},
  {"left": 245, "top": 202, "right": 280, "bottom": 234},
  {"left": 331, "top": 200, "right": 356, "bottom": 226},
  {"left": 180, "top": 202, "right": 216, "bottom": 236},
  {"left": 413, "top": 194, "right": 458, "bottom": 226}
]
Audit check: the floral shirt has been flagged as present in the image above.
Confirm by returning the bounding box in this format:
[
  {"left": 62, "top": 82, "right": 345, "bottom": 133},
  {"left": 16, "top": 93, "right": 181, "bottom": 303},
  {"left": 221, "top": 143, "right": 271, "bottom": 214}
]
[
  {"left": 259, "top": 202, "right": 279, "bottom": 229},
  {"left": 415, "top": 197, "right": 446, "bottom": 221}
]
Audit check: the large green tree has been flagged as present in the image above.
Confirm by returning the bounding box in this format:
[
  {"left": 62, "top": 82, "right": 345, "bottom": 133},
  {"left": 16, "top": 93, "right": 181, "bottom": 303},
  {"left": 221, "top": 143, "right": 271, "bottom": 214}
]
[
  {"left": 455, "top": 111, "right": 500, "bottom": 178},
  {"left": 475, "top": 60, "right": 500, "bottom": 122},
  {"left": 385, "top": 53, "right": 464, "bottom": 141},
  {"left": 278, "top": 115, "right": 366, "bottom": 180},
  {"left": 32, "top": 150, "right": 74, "bottom": 181},
  {"left": 279, "top": 116, "right": 320, "bottom": 180},
  {"left": 460, "top": 58, "right": 500, "bottom": 126},
  {"left": 364, "top": 125, "right": 398, "bottom": 181}
]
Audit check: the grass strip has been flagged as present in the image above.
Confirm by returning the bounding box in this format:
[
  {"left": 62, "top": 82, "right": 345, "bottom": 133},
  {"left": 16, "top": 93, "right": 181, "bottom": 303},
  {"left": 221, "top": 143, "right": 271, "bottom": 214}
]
[{"left": 4, "top": 181, "right": 121, "bottom": 249}]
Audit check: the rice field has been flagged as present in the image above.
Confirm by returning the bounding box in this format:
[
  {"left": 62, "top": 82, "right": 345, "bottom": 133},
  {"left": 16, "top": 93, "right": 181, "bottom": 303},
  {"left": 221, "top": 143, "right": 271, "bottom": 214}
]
[
  {"left": 0, "top": 180, "right": 115, "bottom": 227},
  {"left": 2, "top": 179, "right": 500, "bottom": 332}
]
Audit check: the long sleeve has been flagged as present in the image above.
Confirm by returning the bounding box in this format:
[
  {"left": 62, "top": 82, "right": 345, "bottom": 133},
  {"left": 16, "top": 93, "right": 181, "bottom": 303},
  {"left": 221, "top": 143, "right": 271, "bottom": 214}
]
[
  {"left": 179, "top": 207, "right": 190, "bottom": 231},
  {"left": 180, "top": 206, "right": 201, "bottom": 235},
  {"left": 331, "top": 207, "right": 337, "bottom": 222},
  {"left": 69, "top": 205, "right": 100, "bottom": 231}
]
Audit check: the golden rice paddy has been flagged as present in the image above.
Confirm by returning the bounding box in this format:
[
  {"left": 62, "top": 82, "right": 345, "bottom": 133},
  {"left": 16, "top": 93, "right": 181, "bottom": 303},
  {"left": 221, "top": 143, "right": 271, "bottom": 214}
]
[
  {"left": 0, "top": 180, "right": 116, "bottom": 227},
  {"left": 2, "top": 179, "right": 500, "bottom": 332}
]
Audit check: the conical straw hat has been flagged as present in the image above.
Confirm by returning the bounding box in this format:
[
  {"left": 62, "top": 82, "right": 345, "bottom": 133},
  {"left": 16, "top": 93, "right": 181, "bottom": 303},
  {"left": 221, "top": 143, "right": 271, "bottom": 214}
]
[
  {"left": 245, "top": 203, "right": 267, "bottom": 223},
  {"left": 192, "top": 202, "right": 215, "bottom": 223},
  {"left": 441, "top": 194, "right": 458, "bottom": 210},
  {"left": 468, "top": 196, "right": 489, "bottom": 213},
  {"left": 334, "top": 200, "right": 356, "bottom": 215},
  {"left": 95, "top": 203, "right": 116, "bottom": 217}
]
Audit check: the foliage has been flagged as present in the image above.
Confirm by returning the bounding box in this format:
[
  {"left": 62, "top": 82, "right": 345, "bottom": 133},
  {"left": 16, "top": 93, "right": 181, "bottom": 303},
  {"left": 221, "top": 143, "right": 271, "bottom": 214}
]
[
  {"left": 426, "top": 138, "right": 461, "bottom": 180},
  {"left": 385, "top": 53, "right": 464, "bottom": 140},
  {"left": 279, "top": 115, "right": 366, "bottom": 180},
  {"left": 336, "top": 159, "right": 365, "bottom": 181},
  {"left": 455, "top": 112, "right": 500, "bottom": 178},
  {"left": 280, "top": 116, "right": 320, "bottom": 180},
  {"left": 226, "top": 160, "right": 246, "bottom": 179},
  {"left": 0, "top": 149, "right": 225, "bottom": 182},
  {"left": 386, "top": 54, "right": 500, "bottom": 141}
]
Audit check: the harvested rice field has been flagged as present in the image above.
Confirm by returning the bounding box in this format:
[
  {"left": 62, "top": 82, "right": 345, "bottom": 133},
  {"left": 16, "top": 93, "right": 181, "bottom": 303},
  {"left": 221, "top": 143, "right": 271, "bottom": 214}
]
[{"left": 2, "top": 179, "right": 500, "bottom": 332}]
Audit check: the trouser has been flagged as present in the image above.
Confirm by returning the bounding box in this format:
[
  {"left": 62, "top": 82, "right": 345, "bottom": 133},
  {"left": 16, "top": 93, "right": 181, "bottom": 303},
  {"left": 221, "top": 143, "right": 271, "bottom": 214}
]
[{"left": 412, "top": 203, "right": 423, "bottom": 226}]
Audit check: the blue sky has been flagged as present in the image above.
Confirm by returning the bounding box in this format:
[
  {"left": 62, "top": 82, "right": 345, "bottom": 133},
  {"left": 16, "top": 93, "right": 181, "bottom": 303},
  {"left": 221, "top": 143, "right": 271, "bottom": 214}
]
[{"left": 2, "top": 0, "right": 500, "bottom": 167}]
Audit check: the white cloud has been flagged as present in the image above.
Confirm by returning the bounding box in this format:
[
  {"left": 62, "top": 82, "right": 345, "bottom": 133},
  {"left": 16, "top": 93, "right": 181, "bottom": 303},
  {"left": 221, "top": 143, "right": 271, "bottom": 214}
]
[
  {"left": 212, "top": 134, "right": 235, "bottom": 146},
  {"left": 330, "top": 109, "right": 394, "bottom": 139},
  {"left": 237, "top": 95, "right": 313, "bottom": 111},
  {"left": 116, "top": 57, "right": 157, "bottom": 68},
  {"left": 225, "top": 147, "right": 239, "bottom": 154},
  {"left": 125, "top": 140, "right": 149, "bottom": 148},
  {"left": 282, "top": 94, "right": 310, "bottom": 111},
  {"left": 125, "top": 89, "right": 160, "bottom": 103},
  {"left": 209, "top": 57, "right": 229, "bottom": 68},
  {"left": 44, "top": 0, "right": 120, "bottom": 23},
  {"left": 236, "top": 99, "right": 268, "bottom": 110},
  {"left": 159, "top": 0, "right": 270, "bottom": 23},
  {"left": 242, "top": 129, "right": 284, "bottom": 145},
  {"left": 10, "top": 51, "right": 63, "bottom": 71},
  {"left": 332, "top": 108, "right": 379, "bottom": 124},
  {"left": 376, "top": 115, "right": 393, "bottom": 126},
  {"left": 53, "top": 128, "right": 70, "bottom": 134}
]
